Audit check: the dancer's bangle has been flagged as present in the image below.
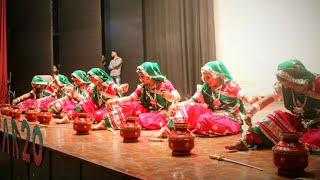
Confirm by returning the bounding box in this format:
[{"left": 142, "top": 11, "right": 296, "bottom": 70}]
[
  {"left": 116, "top": 98, "right": 122, "bottom": 105},
  {"left": 246, "top": 103, "right": 260, "bottom": 115},
  {"left": 252, "top": 103, "right": 261, "bottom": 111},
  {"left": 163, "top": 127, "right": 171, "bottom": 134}
]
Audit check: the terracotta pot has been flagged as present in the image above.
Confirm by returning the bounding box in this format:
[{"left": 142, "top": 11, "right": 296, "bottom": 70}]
[
  {"left": 120, "top": 116, "right": 141, "bottom": 143},
  {"left": 10, "top": 106, "right": 22, "bottom": 119},
  {"left": 1, "top": 104, "right": 11, "bottom": 116},
  {"left": 168, "top": 123, "right": 194, "bottom": 156},
  {"left": 25, "top": 106, "right": 38, "bottom": 121},
  {"left": 73, "top": 113, "right": 91, "bottom": 135},
  {"left": 272, "top": 132, "right": 309, "bottom": 176},
  {"left": 37, "top": 108, "right": 52, "bottom": 124}
]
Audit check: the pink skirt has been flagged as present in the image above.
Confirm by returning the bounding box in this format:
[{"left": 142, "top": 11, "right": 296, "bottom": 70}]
[
  {"left": 300, "top": 128, "right": 320, "bottom": 152},
  {"left": 17, "top": 98, "right": 36, "bottom": 112},
  {"left": 68, "top": 98, "right": 110, "bottom": 123},
  {"left": 173, "top": 103, "right": 241, "bottom": 136},
  {"left": 121, "top": 101, "right": 167, "bottom": 130},
  {"left": 51, "top": 99, "right": 76, "bottom": 114},
  {"left": 34, "top": 97, "right": 56, "bottom": 111},
  {"left": 94, "top": 108, "right": 111, "bottom": 123},
  {"left": 194, "top": 113, "right": 241, "bottom": 136}
]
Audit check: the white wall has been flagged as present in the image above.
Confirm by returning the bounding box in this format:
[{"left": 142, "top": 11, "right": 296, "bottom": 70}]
[{"left": 214, "top": 0, "right": 320, "bottom": 95}]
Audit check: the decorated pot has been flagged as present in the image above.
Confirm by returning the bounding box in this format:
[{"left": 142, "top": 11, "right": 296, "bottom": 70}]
[
  {"left": 120, "top": 116, "right": 141, "bottom": 143},
  {"left": 272, "top": 132, "right": 309, "bottom": 176},
  {"left": 1, "top": 104, "right": 11, "bottom": 116},
  {"left": 25, "top": 106, "right": 38, "bottom": 121},
  {"left": 37, "top": 108, "right": 52, "bottom": 124},
  {"left": 168, "top": 123, "right": 194, "bottom": 156},
  {"left": 10, "top": 106, "right": 22, "bottom": 119},
  {"left": 73, "top": 113, "right": 91, "bottom": 135}
]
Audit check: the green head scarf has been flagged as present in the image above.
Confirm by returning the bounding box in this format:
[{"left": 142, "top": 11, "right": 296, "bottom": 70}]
[
  {"left": 55, "top": 74, "right": 71, "bottom": 87},
  {"left": 31, "top": 76, "right": 48, "bottom": 85},
  {"left": 87, "top": 68, "right": 113, "bottom": 83},
  {"left": 201, "top": 60, "right": 233, "bottom": 83},
  {"left": 72, "top": 70, "right": 90, "bottom": 84},
  {"left": 276, "top": 59, "right": 316, "bottom": 85},
  {"left": 136, "top": 62, "right": 167, "bottom": 81}
]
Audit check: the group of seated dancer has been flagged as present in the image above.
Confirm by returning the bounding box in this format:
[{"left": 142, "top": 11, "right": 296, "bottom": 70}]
[
  {"left": 11, "top": 59, "right": 320, "bottom": 154},
  {"left": 13, "top": 68, "right": 128, "bottom": 124}
]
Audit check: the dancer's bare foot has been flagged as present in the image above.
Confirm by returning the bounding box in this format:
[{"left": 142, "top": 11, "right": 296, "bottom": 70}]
[
  {"left": 225, "top": 139, "right": 249, "bottom": 151},
  {"left": 92, "top": 120, "right": 106, "bottom": 130},
  {"left": 54, "top": 116, "right": 70, "bottom": 124},
  {"left": 152, "top": 127, "right": 170, "bottom": 138}
]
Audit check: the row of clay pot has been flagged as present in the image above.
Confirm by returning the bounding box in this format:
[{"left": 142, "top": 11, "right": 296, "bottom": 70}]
[
  {"left": 72, "top": 113, "right": 311, "bottom": 177},
  {"left": 1, "top": 104, "right": 52, "bottom": 124},
  {"left": 0, "top": 104, "right": 310, "bottom": 176},
  {"left": 1, "top": 104, "right": 195, "bottom": 157}
]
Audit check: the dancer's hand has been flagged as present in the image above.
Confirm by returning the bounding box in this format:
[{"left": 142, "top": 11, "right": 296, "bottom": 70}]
[
  {"left": 62, "top": 86, "right": 74, "bottom": 93},
  {"left": 244, "top": 113, "right": 253, "bottom": 126},
  {"left": 47, "top": 102, "right": 53, "bottom": 108},
  {"left": 119, "top": 83, "right": 129, "bottom": 93},
  {"left": 12, "top": 99, "right": 19, "bottom": 105},
  {"left": 47, "top": 101, "right": 56, "bottom": 108},
  {"left": 161, "top": 89, "right": 172, "bottom": 100},
  {"left": 248, "top": 96, "right": 262, "bottom": 104},
  {"left": 106, "top": 98, "right": 118, "bottom": 109},
  {"left": 168, "top": 103, "right": 179, "bottom": 116}
]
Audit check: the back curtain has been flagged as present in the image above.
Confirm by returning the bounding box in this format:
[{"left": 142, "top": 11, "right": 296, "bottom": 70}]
[{"left": 0, "top": 0, "right": 8, "bottom": 105}]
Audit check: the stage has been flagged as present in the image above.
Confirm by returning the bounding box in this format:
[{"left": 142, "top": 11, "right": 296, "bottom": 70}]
[{"left": 1, "top": 102, "right": 320, "bottom": 180}]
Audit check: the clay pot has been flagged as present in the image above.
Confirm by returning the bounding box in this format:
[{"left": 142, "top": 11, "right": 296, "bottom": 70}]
[
  {"left": 120, "top": 116, "right": 141, "bottom": 143},
  {"left": 272, "top": 132, "right": 309, "bottom": 176},
  {"left": 10, "top": 106, "right": 22, "bottom": 119},
  {"left": 37, "top": 108, "right": 52, "bottom": 124},
  {"left": 168, "top": 123, "right": 195, "bottom": 156},
  {"left": 73, "top": 113, "right": 91, "bottom": 135},
  {"left": 1, "top": 104, "right": 11, "bottom": 116},
  {"left": 25, "top": 106, "right": 38, "bottom": 121}
]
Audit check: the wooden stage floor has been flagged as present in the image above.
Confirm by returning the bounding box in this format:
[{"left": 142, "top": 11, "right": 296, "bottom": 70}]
[{"left": 1, "top": 102, "right": 320, "bottom": 179}]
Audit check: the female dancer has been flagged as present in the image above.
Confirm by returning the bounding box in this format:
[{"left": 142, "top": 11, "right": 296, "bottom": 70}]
[
  {"left": 153, "top": 60, "right": 260, "bottom": 138},
  {"left": 49, "top": 70, "right": 92, "bottom": 122},
  {"left": 12, "top": 76, "right": 52, "bottom": 111},
  {"left": 60, "top": 68, "right": 128, "bottom": 124},
  {"left": 226, "top": 59, "right": 320, "bottom": 154},
  {"left": 92, "top": 62, "right": 181, "bottom": 130},
  {"left": 34, "top": 74, "right": 72, "bottom": 111}
]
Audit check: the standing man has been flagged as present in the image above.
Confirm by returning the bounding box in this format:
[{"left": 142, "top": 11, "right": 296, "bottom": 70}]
[{"left": 108, "top": 50, "right": 123, "bottom": 86}]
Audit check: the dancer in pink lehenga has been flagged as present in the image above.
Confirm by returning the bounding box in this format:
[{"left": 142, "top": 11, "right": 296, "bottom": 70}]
[
  {"left": 12, "top": 76, "right": 53, "bottom": 112},
  {"left": 226, "top": 59, "right": 320, "bottom": 154},
  {"left": 49, "top": 70, "right": 92, "bottom": 122},
  {"left": 92, "top": 62, "right": 181, "bottom": 131},
  {"left": 152, "top": 60, "right": 260, "bottom": 138},
  {"left": 58, "top": 68, "right": 128, "bottom": 124},
  {"left": 32, "top": 74, "right": 72, "bottom": 111}
]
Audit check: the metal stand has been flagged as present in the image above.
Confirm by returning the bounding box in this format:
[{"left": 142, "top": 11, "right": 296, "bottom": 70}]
[{"left": 7, "top": 72, "right": 15, "bottom": 104}]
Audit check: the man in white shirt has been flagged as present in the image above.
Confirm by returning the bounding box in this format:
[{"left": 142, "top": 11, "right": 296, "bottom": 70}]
[{"left": 108, "top": 50, "right": 123, "bottom": 86}]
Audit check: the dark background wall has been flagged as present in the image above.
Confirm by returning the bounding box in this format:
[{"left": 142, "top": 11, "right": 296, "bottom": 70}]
[
  {"left": 7, "top": 0, "right": 52, "bottom": 96},
  {"left": 7, "top": 0, "right": 145, "bottom": 97},
  {"left": 105, "top": 0, "right": 144, "bottom": 94},
  {"left": 59, "top": 0, "right": 102, "bottom": 77}
]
